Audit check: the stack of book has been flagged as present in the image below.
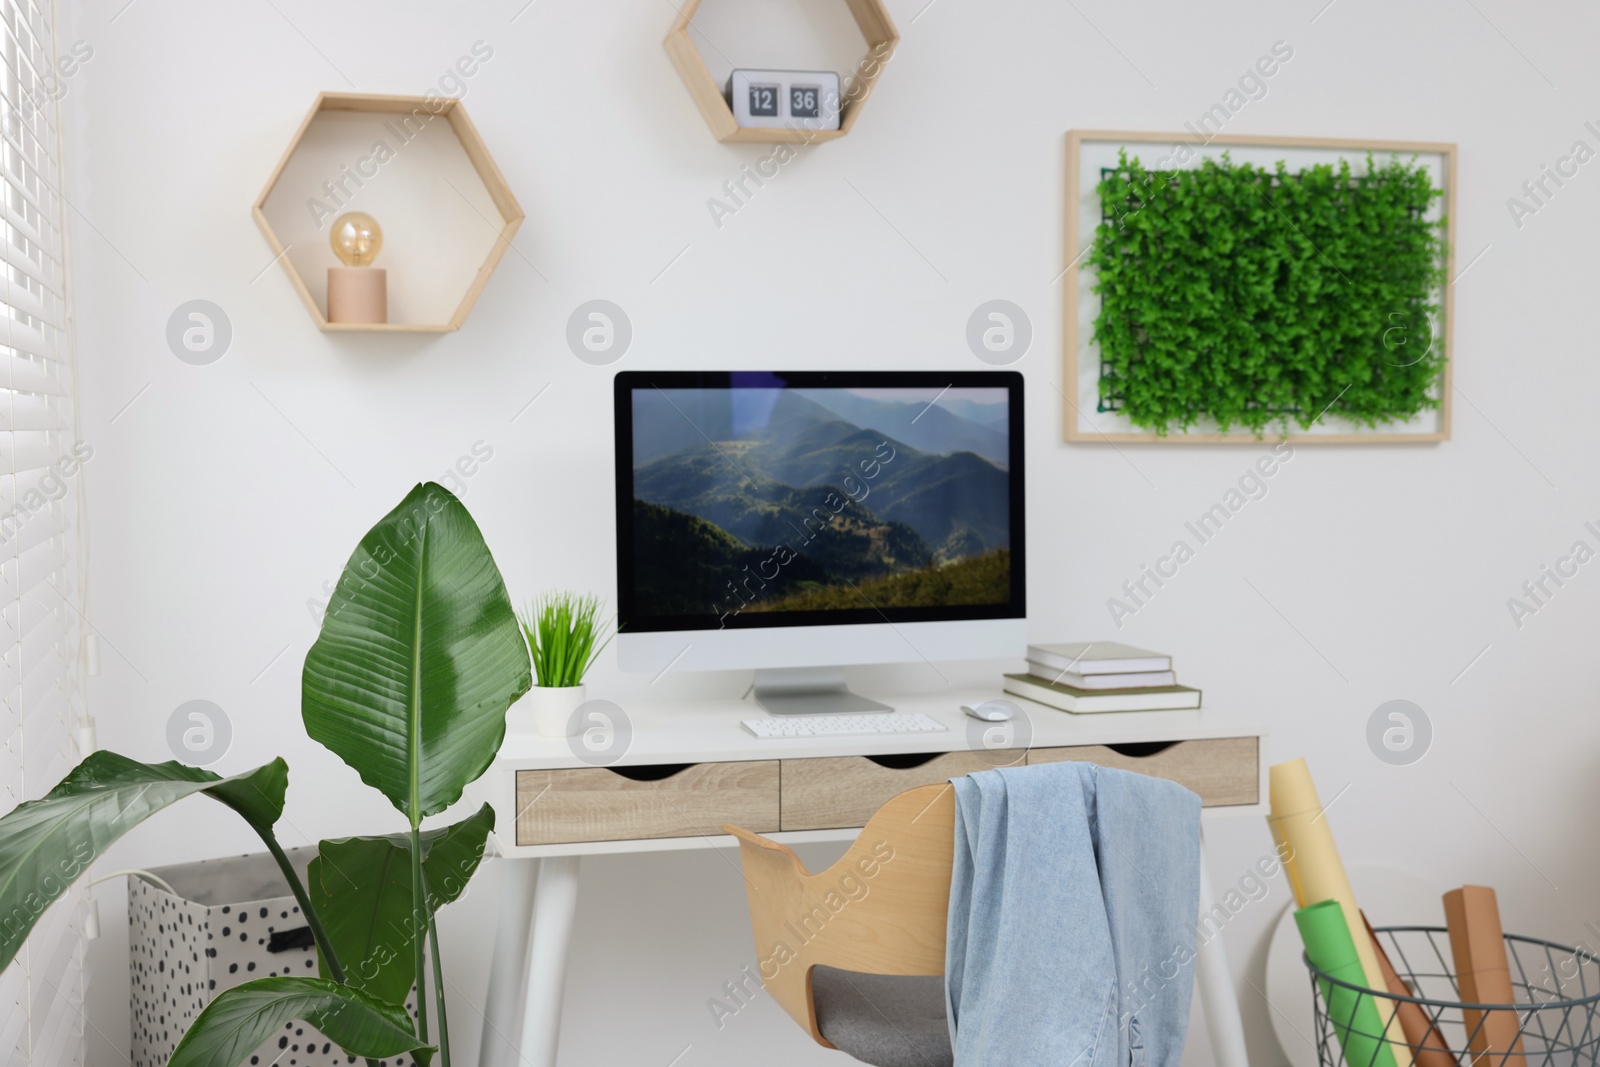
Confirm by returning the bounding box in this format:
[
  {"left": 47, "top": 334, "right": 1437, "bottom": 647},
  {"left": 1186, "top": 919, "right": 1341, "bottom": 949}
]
[{"left": 1003, "top": 642, "right": 1201, "bottom": 713}]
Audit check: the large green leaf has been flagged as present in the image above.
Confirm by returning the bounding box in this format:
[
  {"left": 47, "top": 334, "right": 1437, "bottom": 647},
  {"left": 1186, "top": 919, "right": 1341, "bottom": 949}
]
[
  {"left": 0, "top": 752, "right": 288, "bottom": 970},
  {"left": 311, "top": 836, "right": 409, "bottom": 1003},
  {"left": 302, "top": 482, "right": 531, "bottom": 825},
  {"left": 309, "top": 804, "right": 495, "bottom": 1005},
  {"left": 168, "top": 976, "right": 432, "bottom": 1067}
]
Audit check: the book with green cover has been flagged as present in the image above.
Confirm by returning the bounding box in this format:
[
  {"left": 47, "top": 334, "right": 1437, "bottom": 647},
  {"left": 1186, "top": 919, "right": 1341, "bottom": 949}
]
[{"left": 1001, "top": 673, "right": 1201, "bottom": 713}]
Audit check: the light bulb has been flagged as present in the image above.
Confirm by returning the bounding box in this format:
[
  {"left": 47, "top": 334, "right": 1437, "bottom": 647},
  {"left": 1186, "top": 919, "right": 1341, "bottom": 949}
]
[{"left": 330, "top": 212, "right": 383, "bottom": 267}]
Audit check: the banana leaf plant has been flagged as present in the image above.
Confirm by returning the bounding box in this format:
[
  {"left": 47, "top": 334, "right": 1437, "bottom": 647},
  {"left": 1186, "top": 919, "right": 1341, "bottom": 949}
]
[{"left": 0, "top": 483, "right": 532, "bottom": 1067}]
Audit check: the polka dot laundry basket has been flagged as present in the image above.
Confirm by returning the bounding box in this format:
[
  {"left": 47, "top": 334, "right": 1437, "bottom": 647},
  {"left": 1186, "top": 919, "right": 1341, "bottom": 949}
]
[{"left": 128, "top": 846, "right": 417, "bottom": 1067}]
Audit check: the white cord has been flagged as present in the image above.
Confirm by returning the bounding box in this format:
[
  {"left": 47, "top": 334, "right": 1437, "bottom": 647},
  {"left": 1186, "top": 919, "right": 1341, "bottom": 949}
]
[
  {"left": 85, "top": 869, "right": 177, "bottom": 894},
  {"left": 82, "top": 869, "right": 178, "bottom": 941}
]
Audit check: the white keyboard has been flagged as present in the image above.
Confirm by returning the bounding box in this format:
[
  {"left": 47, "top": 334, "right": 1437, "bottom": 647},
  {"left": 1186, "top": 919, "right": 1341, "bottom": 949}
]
[{"left": 740, "top": 712, "right": 949, "bottom": 739}]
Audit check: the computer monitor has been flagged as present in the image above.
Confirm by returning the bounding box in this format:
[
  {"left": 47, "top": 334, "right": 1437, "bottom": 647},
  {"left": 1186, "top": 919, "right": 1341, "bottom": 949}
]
[{"left": 614, "top": 370, "right": 1025, "bottom": 714}]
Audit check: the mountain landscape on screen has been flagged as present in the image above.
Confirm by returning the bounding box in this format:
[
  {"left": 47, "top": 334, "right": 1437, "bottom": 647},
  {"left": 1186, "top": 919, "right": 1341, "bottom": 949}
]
[{"left": 630, "top": 387, "right": 1011, "bottom": 619}]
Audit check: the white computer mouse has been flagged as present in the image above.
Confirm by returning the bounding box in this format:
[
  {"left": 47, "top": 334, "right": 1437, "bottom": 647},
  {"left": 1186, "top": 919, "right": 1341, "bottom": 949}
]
[{"left": 961, "top": 700, "right": 1017, "bottom": 722}]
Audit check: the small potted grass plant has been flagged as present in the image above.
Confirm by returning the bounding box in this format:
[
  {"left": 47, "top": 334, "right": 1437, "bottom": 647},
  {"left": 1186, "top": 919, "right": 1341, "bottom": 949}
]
[{"left": 515, "top": 591, "right": 616, "bottom": 737}]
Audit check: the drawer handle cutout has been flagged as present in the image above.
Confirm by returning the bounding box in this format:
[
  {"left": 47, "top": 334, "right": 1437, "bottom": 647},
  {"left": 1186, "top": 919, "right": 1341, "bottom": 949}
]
[
  {"left": 606, "top": 763, "right": 694, "bottom": 783},
  {"left": 865, "top": 752, "right": 948, "bottom": 770},
  {"left": 1106, "top": 741, "right": 1180, "bottom": 759}
]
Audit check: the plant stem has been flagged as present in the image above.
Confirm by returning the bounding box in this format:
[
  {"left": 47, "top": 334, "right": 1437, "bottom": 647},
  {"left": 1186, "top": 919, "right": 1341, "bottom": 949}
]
[
  {"left": 249, "top": 817, "right": 382, "bottom": 1067},
  {"left": 410, "top": 825, "right": 430, "bottom": 1047},
  {"left": 254, "top": 828, "right": 348, "bottom": 984},
  {"left": 428, "top": 907, "right": 451, "bottom": 1067}
]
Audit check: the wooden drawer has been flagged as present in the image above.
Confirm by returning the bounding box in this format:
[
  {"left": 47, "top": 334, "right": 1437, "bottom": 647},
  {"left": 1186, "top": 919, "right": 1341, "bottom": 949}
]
[
  {"left": 515, "top": 761, "right": 779, "bottom": 845},
  {"left": 1026, "top": 737, "right": 1258, "bottom": 807},
  {"left": 780, "top": 751, "right": 1016, "bottom": 831}
]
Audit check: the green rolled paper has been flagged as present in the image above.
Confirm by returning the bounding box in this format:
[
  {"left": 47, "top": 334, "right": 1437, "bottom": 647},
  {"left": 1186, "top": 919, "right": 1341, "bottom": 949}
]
[{"left": 1296, "top": 900, "right": 1399, "bottom": 1067}]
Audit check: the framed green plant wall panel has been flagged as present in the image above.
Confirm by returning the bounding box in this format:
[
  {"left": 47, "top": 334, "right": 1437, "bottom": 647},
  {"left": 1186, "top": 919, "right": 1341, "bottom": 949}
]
[{"left": 1064, "top": 130, "right": 1456, "bottom": 444}]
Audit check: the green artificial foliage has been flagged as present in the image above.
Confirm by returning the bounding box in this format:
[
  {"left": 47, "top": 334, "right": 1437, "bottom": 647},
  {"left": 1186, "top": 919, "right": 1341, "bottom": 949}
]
[
  {"left": 520, "top": 591, "right": 616, "bottom": 688},
  {"left": 1086, "top": 150, "right": 1449, "bottom": 436}
]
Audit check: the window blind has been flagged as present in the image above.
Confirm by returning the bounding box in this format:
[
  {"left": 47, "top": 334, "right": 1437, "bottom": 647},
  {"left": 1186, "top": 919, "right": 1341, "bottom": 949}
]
[{"left": 0, "top": 0, "right": 87, "bottom": 1062}]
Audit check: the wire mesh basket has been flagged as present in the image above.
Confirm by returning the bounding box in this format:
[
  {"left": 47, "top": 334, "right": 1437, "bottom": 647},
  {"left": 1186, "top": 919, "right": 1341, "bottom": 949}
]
[{"left": 1308, "top": 926, "right": 1600, "bottom": 1067}]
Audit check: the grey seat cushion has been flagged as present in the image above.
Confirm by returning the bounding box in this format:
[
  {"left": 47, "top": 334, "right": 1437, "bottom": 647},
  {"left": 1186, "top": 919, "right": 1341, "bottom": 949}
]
[{"left": 811, "top": 965, "right": 954, "bottom": 1067}]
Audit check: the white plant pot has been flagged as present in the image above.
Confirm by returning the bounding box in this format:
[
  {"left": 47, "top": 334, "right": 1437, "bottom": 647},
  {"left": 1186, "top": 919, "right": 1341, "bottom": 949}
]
[{"left": 512, "top": 684, "right": 587, "bottom": 738}]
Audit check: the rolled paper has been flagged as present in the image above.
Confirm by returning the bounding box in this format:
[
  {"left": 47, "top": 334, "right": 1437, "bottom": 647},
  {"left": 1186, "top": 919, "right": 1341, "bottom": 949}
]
[
  {"left": 1271, "top": 759, "right": 1414, "bottom": 1067},
  {"left": 1268, "top": 813, "right": 1308, "bottom": 906},
  {"left": 1362, "top": 912, "right": 1458, "bottom": 1067},
  {"left": 1297, "top": 900, "right": 1399, "bottom": 1067},
  {"left": 1444, "top": 886, "right": 1525, "bottom": 1066}
]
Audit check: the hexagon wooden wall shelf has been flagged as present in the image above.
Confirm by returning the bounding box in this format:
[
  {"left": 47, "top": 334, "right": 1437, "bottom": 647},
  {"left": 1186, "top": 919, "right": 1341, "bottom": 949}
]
[
  {"left": 253, "top": 93, "right": 524, "bottom": 333},
  {"left": 665, "top": 0, "right": 899, "bottom": 144}
]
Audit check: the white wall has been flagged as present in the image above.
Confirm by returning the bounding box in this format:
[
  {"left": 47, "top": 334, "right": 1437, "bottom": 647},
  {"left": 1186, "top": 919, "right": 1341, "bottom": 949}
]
[{"left": 61, "top": 0, "right": 1600, "bottom": 1064}]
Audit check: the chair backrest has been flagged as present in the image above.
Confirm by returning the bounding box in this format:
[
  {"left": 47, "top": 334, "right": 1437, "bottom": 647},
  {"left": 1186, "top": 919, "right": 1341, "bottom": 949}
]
[{"left": 723, "top": 782, "right": 955, "bottom": 1047}]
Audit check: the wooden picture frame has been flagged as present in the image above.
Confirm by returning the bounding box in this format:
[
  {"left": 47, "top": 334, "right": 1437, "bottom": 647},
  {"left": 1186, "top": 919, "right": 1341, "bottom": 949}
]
[{"left": 1064, "top": 130, "right": 1457, "bottom": 444}]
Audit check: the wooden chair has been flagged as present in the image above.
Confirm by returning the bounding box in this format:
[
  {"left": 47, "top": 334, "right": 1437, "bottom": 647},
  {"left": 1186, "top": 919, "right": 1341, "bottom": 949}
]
[{"left": 723, "top": 783, "right": 956, "bottom": 1067}]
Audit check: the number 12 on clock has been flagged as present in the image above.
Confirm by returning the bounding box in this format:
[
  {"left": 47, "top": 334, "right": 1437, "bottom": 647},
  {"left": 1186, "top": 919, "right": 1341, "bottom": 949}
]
[{"left": 748, "top": 84, "right": 778, "bottom": 117}]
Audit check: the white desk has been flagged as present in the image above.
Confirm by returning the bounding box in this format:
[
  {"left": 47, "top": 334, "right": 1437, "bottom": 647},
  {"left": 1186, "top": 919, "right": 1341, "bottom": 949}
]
[{"left": 468, "top": 689, "right": 1263, "bottom": 1067}]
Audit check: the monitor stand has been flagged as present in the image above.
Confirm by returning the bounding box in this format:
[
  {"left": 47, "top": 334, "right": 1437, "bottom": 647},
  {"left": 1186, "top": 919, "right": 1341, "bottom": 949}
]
[{"left": 752, "top": 668, "right": 893, "bottom": 716}]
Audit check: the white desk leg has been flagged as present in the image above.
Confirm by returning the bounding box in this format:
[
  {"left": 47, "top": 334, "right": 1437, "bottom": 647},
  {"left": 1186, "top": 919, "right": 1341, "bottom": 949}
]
[
  {"left": 516, "top": 856, "right": 582, "bottom": 1067},
  {"left": 1196, "top": 832, "right": 1250, "bottom": 1067},
  {"left": 479, "top": 858, "right": 539, "bottom": 1067}
]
